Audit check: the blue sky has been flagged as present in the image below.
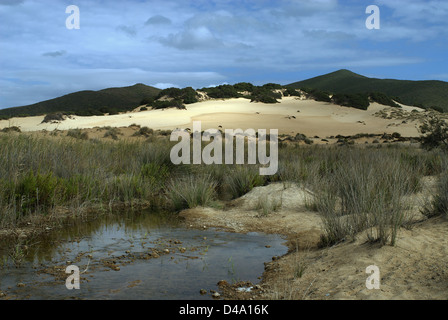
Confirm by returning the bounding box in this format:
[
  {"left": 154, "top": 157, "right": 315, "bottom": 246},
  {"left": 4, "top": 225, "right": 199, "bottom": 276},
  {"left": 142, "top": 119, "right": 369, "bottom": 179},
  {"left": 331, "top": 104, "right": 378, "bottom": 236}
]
[{"left": 1, "top": 0, "right": 447, "bottom": 109}]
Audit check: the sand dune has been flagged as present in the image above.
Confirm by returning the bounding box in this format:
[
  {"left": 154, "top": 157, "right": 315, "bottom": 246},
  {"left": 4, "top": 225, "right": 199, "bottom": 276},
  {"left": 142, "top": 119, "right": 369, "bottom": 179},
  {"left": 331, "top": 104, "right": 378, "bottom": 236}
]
[{"left": 0, "top": 97, "right": 425, "bottom": 137}]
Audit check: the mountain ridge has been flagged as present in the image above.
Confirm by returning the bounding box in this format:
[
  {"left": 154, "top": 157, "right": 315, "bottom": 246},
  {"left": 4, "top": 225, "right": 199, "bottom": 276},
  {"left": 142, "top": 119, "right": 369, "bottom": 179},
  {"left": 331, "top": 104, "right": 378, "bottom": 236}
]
[
  {"left": 287, "top": 69, "right": 448, "bottom": 112},
  {"left": 0, "top": 83, "right": 161, "bottom": 118},
  {"left": 2, "top": 69, "right": 448, "bottom": 118}
]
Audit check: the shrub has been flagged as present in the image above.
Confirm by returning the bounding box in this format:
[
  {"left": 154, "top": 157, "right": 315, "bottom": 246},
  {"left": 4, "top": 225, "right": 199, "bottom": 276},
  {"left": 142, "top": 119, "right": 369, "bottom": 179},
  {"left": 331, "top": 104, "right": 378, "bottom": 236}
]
[
  {"left": 1, "top": 126, "right": 21, "bottom": 133},
  {"left": 225, "top": 165, "right": 266, "bottom": 198},
  {"left": 419, "top": 114, "right": 448, "bottom": 150},
  {"left": 132, "top": 126, "right": 154, "bottom": 137},
  {"left": 156, "top": 87, "right": 198, "bottom": 104},
  {"left": 369, "top": 92, "right": 401, "bottom": 108},
  {"left": 332, "top": 93, "right": 370, "bottom": 110},
  {"left": 152, "top": 99, "right": 186, "bottom": 110},
  {"left": 167, "top": 174, "right": 217, "bottom": 210},
  {"left": 12, "top": 171, "right": 60, "bottom": 216},
  {"left": 255, "top": 195, "right": 282, "bottom": 216},
  {"left": 422, "top": 159, "right": 448, "bottom": 217},
  {"left": 67, "top": 129, "right": 89, "bottom": 140},
  {"left": 233, "top": 82, "right": 255, "bottom": 93},
  {"left": 250, "top": 87, "right": 282, "bottom": 104},
  {"left": 284, "top": 88, "right": 302, "bottom": 97},
  {"left": 103, "top": 127, "right": 121, "bottom": 140},
  {"left": 42, "top": 113, "right": 65, "bottom": 123},
  {"left": 201, "top": 85, "right": 240, "bottom": 99}
]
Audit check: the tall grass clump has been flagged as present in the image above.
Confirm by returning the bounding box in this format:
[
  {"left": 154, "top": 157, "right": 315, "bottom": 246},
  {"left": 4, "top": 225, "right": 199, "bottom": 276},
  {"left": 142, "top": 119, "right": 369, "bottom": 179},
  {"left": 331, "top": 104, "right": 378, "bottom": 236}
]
[
  {"left": 255, "top": 195, "right": 282, "bottom": 216},
  {"left": 312, "top": 148, "right": 424, "bottom": 246},
  {"left": 224, "top": 165, "right": 266, "bottom": 198},
  {"left": 167, "top": 174, "right": 217, "bottom": 210},
  {"left": 422, "top": 157, "right": 448, "bottom": 218}
]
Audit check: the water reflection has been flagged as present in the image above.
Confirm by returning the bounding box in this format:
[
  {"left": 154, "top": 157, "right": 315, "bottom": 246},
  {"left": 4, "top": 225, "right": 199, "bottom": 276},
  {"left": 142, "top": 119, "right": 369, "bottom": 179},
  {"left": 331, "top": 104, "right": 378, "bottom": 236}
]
[{"left": 0, "top": 211, "right": 287, "bottom": 300}]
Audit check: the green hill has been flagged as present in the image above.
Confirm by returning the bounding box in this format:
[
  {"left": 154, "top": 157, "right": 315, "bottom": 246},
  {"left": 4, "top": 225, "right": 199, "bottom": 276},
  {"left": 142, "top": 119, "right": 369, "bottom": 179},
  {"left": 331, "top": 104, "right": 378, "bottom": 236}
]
[
  {"left": 287, "top": 69, "right": 448, "bottom": 112},
  {"left": 0, "top": 83, "right": 161, "bottom": 118}
]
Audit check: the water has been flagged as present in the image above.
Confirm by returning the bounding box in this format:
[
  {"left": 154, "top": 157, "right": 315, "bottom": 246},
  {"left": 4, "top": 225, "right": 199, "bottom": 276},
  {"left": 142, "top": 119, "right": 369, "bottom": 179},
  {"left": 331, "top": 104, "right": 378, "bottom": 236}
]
[{"left": 0, "top": 212, "right": 287, "bottom": 300}]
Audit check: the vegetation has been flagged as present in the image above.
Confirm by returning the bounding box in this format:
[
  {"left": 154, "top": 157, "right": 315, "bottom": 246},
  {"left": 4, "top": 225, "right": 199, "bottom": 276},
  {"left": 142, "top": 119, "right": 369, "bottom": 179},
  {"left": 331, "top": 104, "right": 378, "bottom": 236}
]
[
  {"left": 200, "top": 84, "right": 240, "bottom": 99},
  {"left": 155, "top": 87, "right": 199, "bottom": 104},
  {"left": 0, "top": 83, "right": 161, "bottom": 118},
  {"left": 0, "top": 125, "right": 445, "bottom": 251},
  {"left": 331, "top": 93, "right": 370, "bottom": 110},
  {"left": 41, "top": 113, "right": 66, "bottom": 123},
  {"left": 419, "top": 114, "right": 448, "bottom": 150},
  {"left": 288, "top": 69, "right": 448, "bottom": 112},
  {"left": 250, "top": 86, "right": 282, "bottom": 103}
]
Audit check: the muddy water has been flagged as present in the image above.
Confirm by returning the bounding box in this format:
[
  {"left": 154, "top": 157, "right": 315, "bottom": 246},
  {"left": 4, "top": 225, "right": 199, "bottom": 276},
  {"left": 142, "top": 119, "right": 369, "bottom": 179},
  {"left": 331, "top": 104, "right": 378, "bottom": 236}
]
[{"left": 0, "top": 212, "right": 287, "bottom": 300}]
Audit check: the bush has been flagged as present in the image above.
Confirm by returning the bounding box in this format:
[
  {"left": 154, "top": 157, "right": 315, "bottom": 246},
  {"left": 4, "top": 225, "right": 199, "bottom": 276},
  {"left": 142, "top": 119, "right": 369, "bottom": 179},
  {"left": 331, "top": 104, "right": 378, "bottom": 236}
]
[
  {"left": 152, "top": 99, "right": 186, "bottom": 110},
  {"left": 167, "top": 174, "right": 217, "bottom": 210},
  {"left": 156, "top": 87, "right": 198, "bottom": 104},
  {"left": 132, "top": 126, "right": 154, "bottom": 137},
  {"left": 67, "top": 129, "right": 89, "bottom": 140},
  {"left": 1, "top": 126, "right": 21, "bottom": 133},
  {"left": 284, "top": 88, "right": 302, "bottom": 97},
  {"left": 419, "top": 114, "right": 448, "bottom": 150},
  {"left": 225, "top": 165, "right": 266, "bottom": 198},
  {"left": 103, "top": 127, "right": 121, "bottom": 140},
  {"left": 250, "top": 87, "right": 282, "bottom": 103},
  {"left": 201, "top": 85, "right": 240, "bottom": 99},
  {"left": 332, "top": 93, "right": 370, "bottom": 110},
  {"left": 233, "top": 82, "right": 255, "bottom": 93},
  {"left": 369, "top": 92, "right": 401, "bottom": 108},
  {"left": 42, "top": 113, "right": 65, "bottom": 123},
  {"left": 12, "top": 171, "right": 60, "bottom": 216},
  {"left": 309, "top": 89, "right": 332, "bottom": 103}
]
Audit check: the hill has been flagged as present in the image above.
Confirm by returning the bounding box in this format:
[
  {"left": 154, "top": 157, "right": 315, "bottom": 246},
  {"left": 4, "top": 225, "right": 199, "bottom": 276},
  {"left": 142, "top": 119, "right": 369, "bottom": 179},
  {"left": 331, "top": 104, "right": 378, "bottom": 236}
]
[
  {"left": 0, "top": 83, "right": 161, "bottom": 118},
  {"left": 287, "top": 69, "right": 448, "bottom": 112}
]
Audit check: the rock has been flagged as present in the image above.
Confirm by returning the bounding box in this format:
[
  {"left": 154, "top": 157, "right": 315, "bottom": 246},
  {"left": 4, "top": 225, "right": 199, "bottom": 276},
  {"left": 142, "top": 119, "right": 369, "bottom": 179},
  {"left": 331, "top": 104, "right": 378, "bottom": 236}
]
[
  {"left": 199, "top": 289, "right": 207, "bottom": 295},
  {"left": 212, "top": 292, "right": 221, "bottom": 299},
  {"left": 17, "top": 283, "right": 25, "bottom": 288},
  {"left": 217, "top": 280, "right": 229, "bottom": 287}
]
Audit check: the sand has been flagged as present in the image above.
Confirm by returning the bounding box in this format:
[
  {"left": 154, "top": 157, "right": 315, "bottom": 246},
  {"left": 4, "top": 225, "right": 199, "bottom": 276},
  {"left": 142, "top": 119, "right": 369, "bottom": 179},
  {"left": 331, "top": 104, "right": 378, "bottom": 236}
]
[{"left": 0, "top": 97, "right": 424, "bottom": 137}]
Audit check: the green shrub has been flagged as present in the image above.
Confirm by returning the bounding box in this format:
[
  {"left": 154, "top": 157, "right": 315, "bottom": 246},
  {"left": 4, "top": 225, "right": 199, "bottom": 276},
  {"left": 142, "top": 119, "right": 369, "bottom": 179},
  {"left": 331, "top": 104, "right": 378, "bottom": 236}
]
[
  {"left": 42, "top": 113, "right": 65, "bottom": 123},
  {"left": 233, "top": 82, "right": 255, "bottom": 92},
  {"left": 167, "top": 174, "right": 217, "bottom": 210},
  {"left": 225, "top": 165, "right": 266, "bottom": 198},
  {"left": 332, "top": 93, "right": 370, "bottom": 110},
  {"left": 201, "top": 85, "right": 240, "bottom": 99},
  {"left": 12, "top": 171, "right": 60, "bottom": 216},
  {"left": 369, "top": 92, "right": 401, "bottom": 108},
  {"left": 419, "top": 114, "right": 448, "bottom": 150}
]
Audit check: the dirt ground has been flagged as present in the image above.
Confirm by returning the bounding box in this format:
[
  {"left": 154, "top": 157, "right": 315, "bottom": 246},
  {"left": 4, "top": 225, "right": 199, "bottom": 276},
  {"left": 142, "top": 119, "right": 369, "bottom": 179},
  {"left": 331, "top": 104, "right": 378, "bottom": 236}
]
[{"left": 179, "top": 181, "right": 448, "bottom": 300}]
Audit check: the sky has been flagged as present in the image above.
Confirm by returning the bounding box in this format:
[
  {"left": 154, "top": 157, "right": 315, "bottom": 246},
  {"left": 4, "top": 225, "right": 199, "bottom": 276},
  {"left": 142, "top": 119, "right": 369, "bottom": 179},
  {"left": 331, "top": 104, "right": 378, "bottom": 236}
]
[{"left": 0, "top": 0, "right": 447, "bottom": 109}]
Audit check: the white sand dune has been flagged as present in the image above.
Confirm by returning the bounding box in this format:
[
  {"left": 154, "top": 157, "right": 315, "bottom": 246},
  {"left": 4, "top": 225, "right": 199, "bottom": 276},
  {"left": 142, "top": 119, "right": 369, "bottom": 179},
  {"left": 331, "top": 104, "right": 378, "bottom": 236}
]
[{"left": 0, "top": 97, "right": 424, "bottom": 137}]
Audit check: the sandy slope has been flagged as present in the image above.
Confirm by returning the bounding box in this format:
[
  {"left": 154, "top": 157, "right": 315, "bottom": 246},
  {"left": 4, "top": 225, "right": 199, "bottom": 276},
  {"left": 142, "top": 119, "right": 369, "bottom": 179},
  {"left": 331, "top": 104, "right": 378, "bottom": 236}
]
[{"left": 0, "top": 97, "right": 424, "bottom": 137}]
